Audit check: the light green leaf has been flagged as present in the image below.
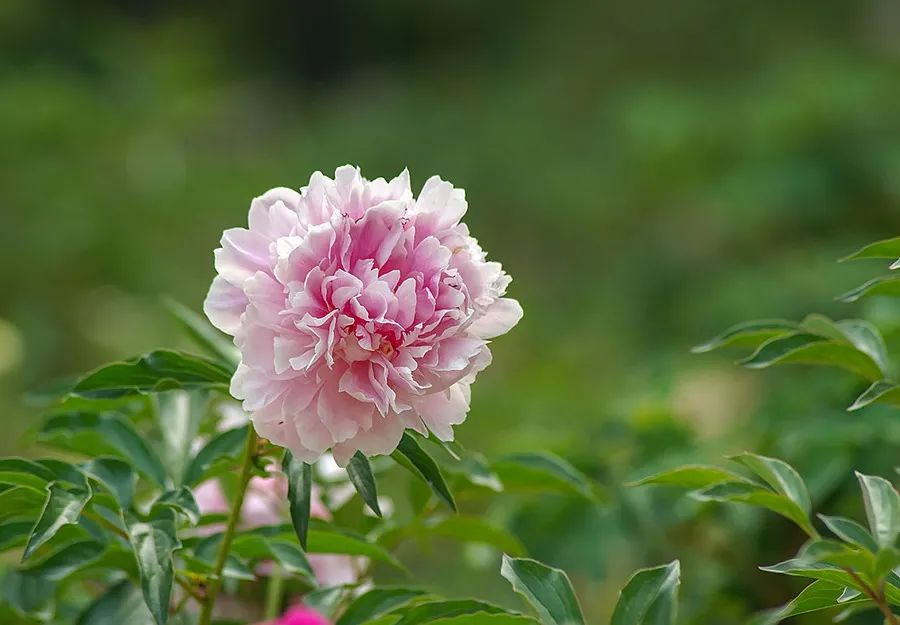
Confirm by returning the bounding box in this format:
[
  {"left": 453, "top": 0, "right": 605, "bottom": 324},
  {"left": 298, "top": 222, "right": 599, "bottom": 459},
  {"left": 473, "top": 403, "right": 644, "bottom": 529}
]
[
  {"left": 153, "top": 487, "right": 200, "bottom": 526},
  {"left": 838, "top": 276, "right": 900, "bottom": 303},
  {"left": 751, "top": 580, "right": 871, "bottom": 625},
  {"left": 693, "top": 482, "right": 817, "bottom": 537},
  {"left": 0, "top": 486, "right": 47, "bottom": 523},
  {"left": 307, "top": 526, "right": 404, "bottom": 570},
  {"left": 840, "top": 236, "right": 900, "bottom": 263},
  {"left": 631, "top": 465, "right": 750, "bottom": 490},
  {"left": 0, "top": 458, "right": 56, "bottom": 491},
  {"left": 337, "top": 588, "right": 429, "bottom": 625},
  {"left": 393, "top": 434, "right": 456, "bottom": 512},
  {"left": 500, "top": 555, "right": 585, "bottom": 625},
  {"left": 849, "top": 381, "right": 900, "bottom": 412},
  {"left": 818, "top": 515, "right": 879, "bottom": 552},
  {"left": 23, "top": 480, "right": 93, "bottom": 560},
  {"left": 391, "top": 600, "right": 515, "bottom": 625},
  {"left": 691, "top": 320, "right": 798, "bottom": 353},
  {"left": 231, "top": 532, "right": 315, "bottom": 581},
  {"left": 856, "top": 472, "right": 900, "bottom": 549},
  {"left": 81, "top": 457, "right": 137, "bottom": 509},
  {"left": 41, "top": 412, "right": 168, "bottom": 487},
  {"left": 347, "top": 451, "right": 382, "bottom": 517},
  {"left": 283, "top": 450, "right": 313, "bottom": 550},
  {"left": 154, "top": 390, "right": 209, "bottom": 483},
  {"left": 182, "top": 425, "right": 248, "bottom": 486},
  {"left": 71, "top": 349, "right": 231, "bottom": 399},
  {"left": 740, "top": 334, "right": 883, "bottom": 381},
  {"left": 128, "top": 509, "right": 181, "bottom": 625},
  {"left": 493, "top": 452, "right": 598, "bottom": 501},
  {"left": 729, "top": 453, "right": 811, "bottom": 515},
  {"left": 163, "top": 298, "right": 239, "bottom": 370},
  {"left": 76, "top": 580, "right": 155, "bottom": 625},
  {"left": 610, "top": 560, "right": 680, "bottom": 625}
]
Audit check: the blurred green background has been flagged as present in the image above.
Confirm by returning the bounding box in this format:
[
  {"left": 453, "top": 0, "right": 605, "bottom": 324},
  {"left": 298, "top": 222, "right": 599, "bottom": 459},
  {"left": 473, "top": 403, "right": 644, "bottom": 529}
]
[{"left": 3, "top": 1, "right": 900, "bottom": 622}]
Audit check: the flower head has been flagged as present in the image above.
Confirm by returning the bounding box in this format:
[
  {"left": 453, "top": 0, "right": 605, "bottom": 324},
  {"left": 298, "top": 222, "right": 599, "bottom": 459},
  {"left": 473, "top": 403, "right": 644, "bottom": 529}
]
[
  {"left": 262, "top": 605, "right": 330, "bottom": 625},
  {"left": 205, "top": 166, "right": 522, "bottom": 464}
]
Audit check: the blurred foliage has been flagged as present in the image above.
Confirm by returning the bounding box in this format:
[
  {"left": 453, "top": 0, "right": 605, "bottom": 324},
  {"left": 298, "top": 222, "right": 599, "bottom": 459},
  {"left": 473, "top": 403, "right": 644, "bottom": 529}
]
[{"left": 2, "top": 0, "right": 900, "bottom": 623}]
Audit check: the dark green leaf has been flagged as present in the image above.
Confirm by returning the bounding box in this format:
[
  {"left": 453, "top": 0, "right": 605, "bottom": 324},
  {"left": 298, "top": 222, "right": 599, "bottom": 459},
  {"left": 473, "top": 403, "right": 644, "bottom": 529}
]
[
  {"left": 493, "top": 452, "right": 598, "bottom": 502},
  {"left": 1, "top": 569, "right": 56, "bottom": 618},
  {"left": 153, "top": 487, "right": 200, "bottom": 525},
  {"left": 693, "top": 482, "right": 817, "bottom": 537},
  {"left": 307, "top": 527, "right": 404, "bottom": 570},
  {"left": 347, "top": 452, "right": 382, "bottom": 517},
  {"left": 72, "top": 349, "right": 231, "bottom": 399},
  {"left": 0, "top": 522, "right": 32, "bottom": 551},
  {"left": 183, "top": 425, "right": 248, "bottom": 485},
  {"left": 729, "top": 453, "right": 811, "bottom": 515},
  {"left": 610, "top": 560, "right": 680, "bottom": 625},
  {"left": 0, "top": 486, "right": 47, "bottom": 523},
  {"left": 0, "top": 458, "right": 56, "bottom": 490},
  {"left": 391, "top": 600, "right": 514, "bottom": 625},
  {"left": 500, "top": 555, "right": 585, "bottom": 625},
  {"left": 337, "top": 588, "right": 429, "bottom": 625},
  {"left": 393, "top": 434, "right": 457, "bottom": 512},
  {"left": 23, "top": 480, "right": 93, "bottom": 560},
  {"left": 22, "top": 540, "right": 104, "bottom": 580},
  {"left": 691, "top": 319, "right": 798, "bottom": 353},
  {"left": 750, "top": 580, "right": 871, "bottom": 625},
  {"left": 283, "top": 450, "right": 313, "bottom": 549},
  {"left": 856, "top": 472, "right": 900, "bottom": 549},
  {"left": 76, "top": 580, "right": 155, "bottom": 625},
  {"left": 740, "top": 334, "right": 883, "bottom": 381},
  {"left": 128, "top": 509, "right": 181, "bottom": 625},
  {"left": 163, "top": 298, "right": 239, "bottom": 370},
  {"left": 41, "top": 412, "right": 168, "bottom": 487},
  {"left": 426, "top": 615, "right": 540, "bottom": 625},
  {"left": 82, "top": 457, "right": 137, "bottom": 509}
]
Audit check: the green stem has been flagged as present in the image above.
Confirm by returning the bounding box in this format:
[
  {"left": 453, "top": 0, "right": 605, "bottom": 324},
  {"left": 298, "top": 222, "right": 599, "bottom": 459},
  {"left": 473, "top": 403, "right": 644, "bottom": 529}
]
[
  {"left": 197, "top": 426, "right": 258, "bottom": 625},
  {"left": 263, "top": 566, "right": 285, "bottom": 620}
]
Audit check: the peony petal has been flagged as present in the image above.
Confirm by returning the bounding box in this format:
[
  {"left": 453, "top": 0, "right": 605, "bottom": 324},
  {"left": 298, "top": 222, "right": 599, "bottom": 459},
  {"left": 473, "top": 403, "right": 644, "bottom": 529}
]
[
  {"left": 204, "top": 275, "right": 247, "bottom": 335},
  {"left": 466, "top": 297, "right": 523, "bottom": 339}
]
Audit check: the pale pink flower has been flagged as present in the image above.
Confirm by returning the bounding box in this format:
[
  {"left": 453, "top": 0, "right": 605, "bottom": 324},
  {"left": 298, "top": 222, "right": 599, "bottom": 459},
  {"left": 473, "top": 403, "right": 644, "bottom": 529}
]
[
  {"left": 205, "top": 166, "right": 522, "bottom": 464},
  {"left": 193, "top": 471, "right": 360, "bottom": 586}
]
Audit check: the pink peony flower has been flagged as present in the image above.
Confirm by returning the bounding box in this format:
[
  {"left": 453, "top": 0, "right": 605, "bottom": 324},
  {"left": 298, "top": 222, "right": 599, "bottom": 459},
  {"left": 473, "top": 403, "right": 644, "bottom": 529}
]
[
  {"left": 205, "top": 166, "right": 521, "bottom": 464},
  {"left": 264, "top": 605, "right": 330, "bottom": 625}
]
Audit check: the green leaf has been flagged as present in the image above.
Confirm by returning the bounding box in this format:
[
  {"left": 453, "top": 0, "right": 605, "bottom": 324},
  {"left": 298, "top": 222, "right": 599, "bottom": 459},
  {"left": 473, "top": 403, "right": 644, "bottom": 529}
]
[
  {"left": 22, "top": 540, "right": 104, "bottom": 580},
  {"left": 500, "top": 555, "right": 585, "bottom": 625},
  {"left": 758, "top": 559, "right": 871, "bottom": 591},
  {"left": 838, "top": 276, "right": 900, "bottom": 303},
  {"left": 128, "top": 509, "right": 181, "bottom": 625},
  {"left": 304, "top": 586, "right": 347, "bottom": 620},
  {"left": 337, "top": 588, "right": 429, "bottom": 625},
  {"left": 72, "top": 349, "right": 232, "bottom": 399},
  {"left": 390, "top": 600, "right": 515, "bottom": 625},
  {"left": 818, "top": 515, "right": 879, "bottom": 552},
  {"left": 493, "top": 452, "right": 598, "bottom": 501},
  {"left": 751, "top": 580, "right": 871, "bottom": 625},
  {"left": 154, "top": 390, "right": 209, "bottom": 483},
  {"left": 0, "top": 486, "right": 47, "bottom": 523},
  {"left": 183, "top": 425, "right": 249, "bottom": 485},
  {"left": 163, "top": 298, "right": 239, "bottom": 370},
  {"left": 849, "top": 381, "right": 900, "bottom": 412},
  {"left": 153, "top": 487, "right": 200, "bottom": 525},
  {"left": 797, "top": 540, "right": 875, "bottom": 573},
  {"left": 693, "top": 482, "right": 817, "bottom": 537},
  {"left": 1, "top": 569, "right": 56, "bottom": 618},
  {"left": 82, "top": 457, "right": 137, "bottom": 509},
  {"left": 856, "top": 472, "right": 900, "bottom": 549},
  {"left": 0, "top": 458, "right": 56, "bottom": 491},
  {"left": 231, "top": 532, "right": 316, "bottom": 581},
  {"left": 419, "top": 516, "right": 526, "bottom": 556},
  {"left": 283, "top": 450, "right": 312, "bottom": 550},
  {"left": 41, "top": 412, "right": 168, "bottom": 487},
  {"left": 347, "top": 451, "right": 383, "bottom": 517},
  {"left": 426, "top": 615, "right": 540, "bottom": 625},
  {"left": 729, "top": 453, "right": 811, "bottom": 515},
  {"left": 76, "top": 580, "right": 155, "bottom": 625},
  {"left": 393, "top": 434, "right": 457, "bottom": 512},
  {"left": 740, "top": 334, "right": 883, "bottom": 381},
  {"left": 631, "top": 465, "right": 750, "bottom": 490},
  {"left": 691, "top": 319, "right": 798, "bottom": 353},
  {"left": 0, "top": 522, "right": 32, "bottom": 551},
  {"left": 840, "top": 236, "right": 900, "bottom": 263},
  {"left": 610, "top": 560, "right": 680, "bottom": 625},
  {"left": 23, "top": 480, "right": 93, "bottom": 560}
]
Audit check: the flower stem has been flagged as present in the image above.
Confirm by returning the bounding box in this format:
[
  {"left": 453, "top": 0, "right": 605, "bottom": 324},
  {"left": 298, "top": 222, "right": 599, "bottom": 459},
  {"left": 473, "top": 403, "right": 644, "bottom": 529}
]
[
  {"left": 263, "top": 566, "right": 285, "bottom": 620},
  {"left": 198, "top": 426, "right": 258, "bottom": 625}
]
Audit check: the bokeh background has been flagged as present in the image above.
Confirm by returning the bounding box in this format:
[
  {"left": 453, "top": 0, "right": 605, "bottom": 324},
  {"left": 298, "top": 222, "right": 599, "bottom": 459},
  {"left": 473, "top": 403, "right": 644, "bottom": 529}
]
[{"left": 3, "top": 1, "right": 900, "bottom": 623}]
